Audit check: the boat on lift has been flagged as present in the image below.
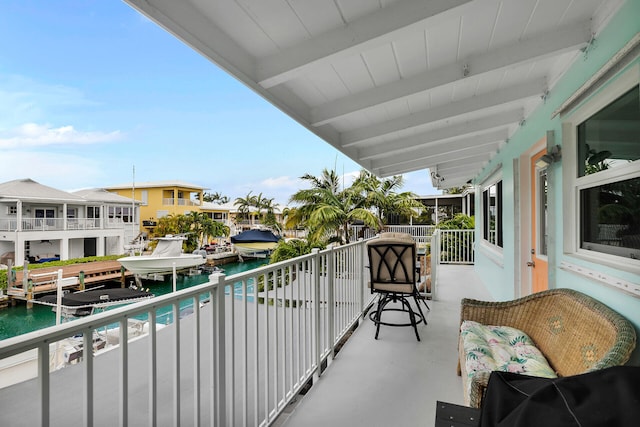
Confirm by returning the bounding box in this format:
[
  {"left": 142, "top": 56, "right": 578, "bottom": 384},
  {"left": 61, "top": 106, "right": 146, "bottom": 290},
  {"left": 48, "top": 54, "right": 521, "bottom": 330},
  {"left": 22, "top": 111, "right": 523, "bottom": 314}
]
[
  {"left": 231, "top": 229, "right": 281, "bottom": 258},
  {"left": 118, "top": 235, "right": 206, "bottom": 275},
  {"left": 36, "top": 287, "right": 154, "bottom": 318}
]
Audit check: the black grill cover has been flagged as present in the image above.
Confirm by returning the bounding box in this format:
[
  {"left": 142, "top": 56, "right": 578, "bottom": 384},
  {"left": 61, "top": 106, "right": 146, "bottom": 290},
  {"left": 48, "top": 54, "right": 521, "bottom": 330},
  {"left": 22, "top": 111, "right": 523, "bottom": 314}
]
[{"left": 480, "top": 366, "right": 640, "bottom": 427}]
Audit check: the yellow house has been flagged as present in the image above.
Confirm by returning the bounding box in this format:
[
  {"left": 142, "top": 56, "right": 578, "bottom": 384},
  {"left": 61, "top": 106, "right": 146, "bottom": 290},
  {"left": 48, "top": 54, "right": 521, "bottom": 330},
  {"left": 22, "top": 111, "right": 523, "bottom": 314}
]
[{"left": 104, "top": 180, "right": 208, "bottom": 235}]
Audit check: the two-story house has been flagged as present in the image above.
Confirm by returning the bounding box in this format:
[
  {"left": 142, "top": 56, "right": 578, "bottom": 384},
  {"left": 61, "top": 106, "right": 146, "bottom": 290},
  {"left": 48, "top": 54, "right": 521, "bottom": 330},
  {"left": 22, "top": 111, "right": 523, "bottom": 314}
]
[
  {"left": 0, "top": 179, "right": 139, "bottom": 265},
  {"left": 103, "top": 180, "right": 207, "bottom": 236}
]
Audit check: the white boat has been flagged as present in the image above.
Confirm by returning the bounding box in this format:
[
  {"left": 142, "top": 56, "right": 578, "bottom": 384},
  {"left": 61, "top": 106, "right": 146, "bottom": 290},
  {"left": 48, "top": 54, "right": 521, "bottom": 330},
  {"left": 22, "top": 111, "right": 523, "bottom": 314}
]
[{"left": 118, "top": 235, "right": 205, "bottom": 275}]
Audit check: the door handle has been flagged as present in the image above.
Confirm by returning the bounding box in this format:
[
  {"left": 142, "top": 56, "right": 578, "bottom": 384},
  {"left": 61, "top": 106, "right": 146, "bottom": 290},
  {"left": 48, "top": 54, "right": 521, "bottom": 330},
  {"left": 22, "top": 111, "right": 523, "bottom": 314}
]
[{"left": 526, "top": 261, "right": 535, "bottom": 267}]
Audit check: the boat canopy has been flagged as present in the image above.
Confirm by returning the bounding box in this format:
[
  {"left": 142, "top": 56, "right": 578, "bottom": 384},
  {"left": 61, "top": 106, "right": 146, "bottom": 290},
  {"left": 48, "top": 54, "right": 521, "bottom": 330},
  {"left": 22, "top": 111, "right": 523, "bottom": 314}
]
[
  {"left": 151, "top": 236, "right": 186, "bottom": 257},
  {"left": 37, "top": 288, "right": 153, "bottom": 309},
  {"left": 231, "top": 229, "right": 281, "bottom": 244}
]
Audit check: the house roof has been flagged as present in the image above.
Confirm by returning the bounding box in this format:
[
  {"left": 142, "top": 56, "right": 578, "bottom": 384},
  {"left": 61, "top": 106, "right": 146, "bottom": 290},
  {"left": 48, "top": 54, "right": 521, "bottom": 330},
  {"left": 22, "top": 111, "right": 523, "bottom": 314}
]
[
  {"left": 72, "top": 188, "right": 139, "bottom": 204},
  {"left": 0, "top": 179, "right": 86, "bottom": 203},
  {"left": 124, "top": 0, "right": 622, "bottom": 189},
  {"left": 103, "top": 180, "right": 208, "bottom": 191}
]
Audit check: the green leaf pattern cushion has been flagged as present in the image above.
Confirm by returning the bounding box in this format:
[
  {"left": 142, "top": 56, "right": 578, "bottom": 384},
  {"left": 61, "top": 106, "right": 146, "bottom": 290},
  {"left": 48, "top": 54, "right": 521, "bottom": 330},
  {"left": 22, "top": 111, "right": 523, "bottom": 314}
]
[{"left": 461, "top": 320, "right": 557, "bottom": 397}]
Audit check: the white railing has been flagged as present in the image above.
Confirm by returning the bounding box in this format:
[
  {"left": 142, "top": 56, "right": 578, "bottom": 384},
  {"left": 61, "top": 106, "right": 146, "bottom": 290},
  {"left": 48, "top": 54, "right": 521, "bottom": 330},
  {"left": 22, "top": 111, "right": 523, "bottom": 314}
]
[
  {"left": 66, "top": 218, "right": 101, "bottom": 230},
  {"left": 351, "top": 225, "right": 435, "bottom": 246},
  {"left": 0, "top": 217, "right": 114, "bottom": 232},
  {"left": 436, "top": 229, "right": 475, "bottom": 264},
  {"left": 162, "top": 198, "right": 199, "bottom": 206},
  {"left": 0, "top": 241, "right": 373, "bottom": 426},
  {"left": 2, "top": 218, "right": 66, "bottom": 231}
]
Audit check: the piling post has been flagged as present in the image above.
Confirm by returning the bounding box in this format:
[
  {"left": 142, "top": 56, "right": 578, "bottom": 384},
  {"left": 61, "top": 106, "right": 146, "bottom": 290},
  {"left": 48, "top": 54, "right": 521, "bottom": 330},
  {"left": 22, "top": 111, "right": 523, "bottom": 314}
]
[
  {"left": 79, "top": 271, "right": 85, "bottom": 291},
  {"left": 121, "top": 267, "right": 126, "bottom": 288},
  {"left": 26, "top": 278, "right": 33, "bottom": 309}
]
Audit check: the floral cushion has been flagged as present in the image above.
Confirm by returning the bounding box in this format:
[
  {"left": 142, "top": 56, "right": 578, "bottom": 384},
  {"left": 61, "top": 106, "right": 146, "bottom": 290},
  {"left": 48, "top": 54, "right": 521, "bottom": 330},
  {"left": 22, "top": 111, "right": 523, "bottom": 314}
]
[{"left": 461, "top": 320, "right": 557, "bottom": 397}]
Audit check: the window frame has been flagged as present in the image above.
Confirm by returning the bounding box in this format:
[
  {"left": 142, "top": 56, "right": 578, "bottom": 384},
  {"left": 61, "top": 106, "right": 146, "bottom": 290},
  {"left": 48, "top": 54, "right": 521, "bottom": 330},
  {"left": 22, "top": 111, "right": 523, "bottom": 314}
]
[
  {"left": 480, "top": 170, "right": 504, "bottom": 253},
  {"left": 562, "top": 63, "right": 640, "bottom": 272}
]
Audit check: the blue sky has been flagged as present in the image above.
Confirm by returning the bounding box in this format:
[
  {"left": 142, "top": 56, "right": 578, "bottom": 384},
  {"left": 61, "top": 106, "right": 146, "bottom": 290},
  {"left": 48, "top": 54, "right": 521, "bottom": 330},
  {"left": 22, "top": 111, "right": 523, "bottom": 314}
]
[{"left": 0, "top": 1, "right": 438, "bottom": 205}]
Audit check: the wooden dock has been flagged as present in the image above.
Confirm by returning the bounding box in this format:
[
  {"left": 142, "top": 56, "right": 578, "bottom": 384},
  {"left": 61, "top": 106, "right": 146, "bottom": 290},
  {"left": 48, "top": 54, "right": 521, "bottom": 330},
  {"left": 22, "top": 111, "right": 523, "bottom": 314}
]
[{"left": 7, "top": 261, "right": 134, "bottom": 304}]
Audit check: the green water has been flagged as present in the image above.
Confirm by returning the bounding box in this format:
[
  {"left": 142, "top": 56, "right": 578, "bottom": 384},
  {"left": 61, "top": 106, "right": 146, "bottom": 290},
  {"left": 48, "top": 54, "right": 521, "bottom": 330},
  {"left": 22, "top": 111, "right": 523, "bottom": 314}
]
[{"left": 0, "top": 258, "right": 268, "bottom": 341}]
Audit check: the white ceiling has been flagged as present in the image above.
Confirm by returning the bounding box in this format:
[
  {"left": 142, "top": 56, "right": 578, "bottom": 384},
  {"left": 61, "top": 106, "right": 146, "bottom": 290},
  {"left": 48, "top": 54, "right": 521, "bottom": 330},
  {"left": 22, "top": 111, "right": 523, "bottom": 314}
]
[{"left": 125, "top": 0, "right": 623, "bottom": 189}]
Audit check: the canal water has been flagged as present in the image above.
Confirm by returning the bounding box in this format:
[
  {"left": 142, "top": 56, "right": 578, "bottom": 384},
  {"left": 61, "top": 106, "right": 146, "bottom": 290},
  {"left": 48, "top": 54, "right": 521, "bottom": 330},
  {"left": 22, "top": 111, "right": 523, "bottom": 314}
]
[{"left": 0, "top": 258, "right": 268, "bottom": 341}]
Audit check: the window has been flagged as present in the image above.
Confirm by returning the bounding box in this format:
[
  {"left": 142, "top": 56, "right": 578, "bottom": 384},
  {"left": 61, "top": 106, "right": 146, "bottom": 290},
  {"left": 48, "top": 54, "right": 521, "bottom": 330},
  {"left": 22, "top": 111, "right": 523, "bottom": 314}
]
[
  {"left": 141, "top": 190, "right": 148, "bottom": 206},
  {"left": 87, "top": 206, "right": 100, "bottom": 219},
  {"left": 563, "top": 65, "right": 640, "bottom": 266},
  {"left": 577, "top": 86, "right": 639, "bottom": 259},
  {"left": 537, "top": 168, "right": 548, "bottom": 257},
  {"left": 8, "top": 206, "right": 17, "bottom": 215},
  {"left": 35, "top": 208, "right": 56, "bottom": 226},
  {"left": 107, "top": 205, "right": 134, "bottom": 223},
  {"left": 482, "top": 180, "right": 503, "bottom": 248}
]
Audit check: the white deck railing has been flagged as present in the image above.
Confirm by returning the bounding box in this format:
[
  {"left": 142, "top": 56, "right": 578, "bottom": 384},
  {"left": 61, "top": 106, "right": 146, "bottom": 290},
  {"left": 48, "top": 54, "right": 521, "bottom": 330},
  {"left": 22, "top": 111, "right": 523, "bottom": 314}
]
[
  {"left": 0, "top": 240, "right": 373, "bottom": 426},
  {"left": 436, "top": 229, "right": 475, "bottom": 264},
  {"left": 0, "top": 217, "right": 119, "bottom": 232},
  {"left": 0, "top": 227, "right": 474, "bottom": 425},
  {"left": 351, "top": 225, "right": 435, "bottom": 246}
]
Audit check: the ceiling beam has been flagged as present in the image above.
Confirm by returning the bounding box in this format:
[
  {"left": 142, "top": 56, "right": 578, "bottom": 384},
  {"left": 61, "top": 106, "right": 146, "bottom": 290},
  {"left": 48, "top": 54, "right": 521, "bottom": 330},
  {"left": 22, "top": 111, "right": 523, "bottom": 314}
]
[
  {"left": 355, "top": 109, "right": 521, "bottom": 159},
  {"left": 341, "top": 78, "right": 546, "bottom": 146},
  {"left": 311, "top": 20, "right": 590, "bottom": 126},
  {"left": 256, "top": 0, "right": 472, "bottom": 88},
  {"left": 437, "top": 157, "right": 492, "bottom": 174},
  {"left": 369, "top": 129, "right": 507, "bottom": 170},
  {"left": 375, "top": 153, "right": 490, "bottom": 177}
]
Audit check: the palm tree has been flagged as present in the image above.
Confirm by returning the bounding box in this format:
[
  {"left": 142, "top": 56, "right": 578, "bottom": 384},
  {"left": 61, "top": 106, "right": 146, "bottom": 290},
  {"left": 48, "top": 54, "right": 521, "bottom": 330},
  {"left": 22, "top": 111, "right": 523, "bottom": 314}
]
[
  {"left": 258, "top": 197, "right": 281, "bottom": 232},
  {"left": 300, "top": 168, "right": 341, "bottom": 194},
  {"left": 154, "top": 212, "right": 230, "bottom": 252},
  {"left": 197, "top": 214, "right": 230, "bottom": 246},
  {"left": 290, "top": 168, "right": 380, "bottom": 244},
  {"left": 352, "top": 170, "right": 423, "bottom": 225},
  {"left": 234, "top": 192, "right": 254, "bottom": 223},
  {"left": 203, "top": 192, "right": 230, "bottom": 204}
]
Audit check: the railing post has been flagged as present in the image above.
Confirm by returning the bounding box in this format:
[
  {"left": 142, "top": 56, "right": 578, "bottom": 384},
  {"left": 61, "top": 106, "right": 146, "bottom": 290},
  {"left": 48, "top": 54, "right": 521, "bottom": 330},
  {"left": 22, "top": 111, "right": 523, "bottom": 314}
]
[
  {"left": 358, "top": 239, "right": 366, "bottom": 324},
  {"left": 311, "top": 249, "right": 321, "bottom": 382},
  {"left": 431, "top": 231, "right": 439, "bottom": 300},
  {"left": 83, "top": 327, "right": 94, "bottom": 427},
  {"left": 327, "top": 247, "right": 335, "bottom": 365},
  {"left": 38, "top": 342, "right": 50, "bottom": 427},
  {"left": 210, "top": 272, "right": 227, "bottom": 427}
]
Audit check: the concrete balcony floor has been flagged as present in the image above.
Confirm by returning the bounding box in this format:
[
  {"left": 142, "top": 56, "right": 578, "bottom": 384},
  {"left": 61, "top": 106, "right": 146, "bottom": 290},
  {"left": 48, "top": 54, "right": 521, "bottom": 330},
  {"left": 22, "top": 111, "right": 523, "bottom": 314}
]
[{"left": 279, "top": 264, "right": 491, "bottom": 427}]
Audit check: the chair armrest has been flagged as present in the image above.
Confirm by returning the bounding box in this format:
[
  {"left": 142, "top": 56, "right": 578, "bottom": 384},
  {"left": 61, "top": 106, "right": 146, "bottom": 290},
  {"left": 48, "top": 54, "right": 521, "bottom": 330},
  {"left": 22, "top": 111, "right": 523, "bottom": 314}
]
[
  {"left": 460, "top": 296, "right": 532, "bottom": 327},
  {"left": 468, "top": 371, "right": 492, "bottom": 409}
]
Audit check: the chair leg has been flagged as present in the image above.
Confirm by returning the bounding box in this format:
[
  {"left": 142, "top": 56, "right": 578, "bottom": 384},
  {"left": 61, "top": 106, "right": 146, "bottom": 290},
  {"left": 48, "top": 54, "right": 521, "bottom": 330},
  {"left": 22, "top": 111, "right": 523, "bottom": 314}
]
[
  {"left": 413, "top": 295, "right": 428, "bottom": 326},
  {"left": 374, "top": 294, "right": 388, "bottom": 340},
  {"left": 403, "top": 297, "right": 421, "bottom": 341},
  {"left": 416, "top": 290, "right": 430, "bottom": 311}
]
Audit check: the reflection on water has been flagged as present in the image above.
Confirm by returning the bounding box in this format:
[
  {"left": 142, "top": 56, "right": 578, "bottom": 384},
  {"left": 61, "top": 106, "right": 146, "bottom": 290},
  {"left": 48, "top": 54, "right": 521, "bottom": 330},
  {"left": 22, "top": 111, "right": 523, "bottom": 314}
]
[{"left": 0, "top": 258, "right": 268, "bottom": 341}]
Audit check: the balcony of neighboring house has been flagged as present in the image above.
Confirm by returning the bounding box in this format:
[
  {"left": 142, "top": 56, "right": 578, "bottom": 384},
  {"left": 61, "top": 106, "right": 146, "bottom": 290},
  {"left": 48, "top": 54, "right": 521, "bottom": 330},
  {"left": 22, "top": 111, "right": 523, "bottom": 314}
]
[
  {"left": 0, "top": 227, "right": 482, "bottom": 426},
  {"left": 0, "top": 217, "right": 106, "bottom": 232},
  {"left": 162, "top": 197, "right": 201, "bottom": 207}
]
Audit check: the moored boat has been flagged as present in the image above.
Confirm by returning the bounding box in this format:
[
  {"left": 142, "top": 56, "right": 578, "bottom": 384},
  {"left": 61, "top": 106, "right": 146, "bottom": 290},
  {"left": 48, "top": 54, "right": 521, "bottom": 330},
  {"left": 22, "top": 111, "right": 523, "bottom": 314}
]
[
  {"left": 118, "top": 235, "right": 205, "bottom": 274},
  {"left": 231, "top": 229, "right": 281, "bottom": 258}
]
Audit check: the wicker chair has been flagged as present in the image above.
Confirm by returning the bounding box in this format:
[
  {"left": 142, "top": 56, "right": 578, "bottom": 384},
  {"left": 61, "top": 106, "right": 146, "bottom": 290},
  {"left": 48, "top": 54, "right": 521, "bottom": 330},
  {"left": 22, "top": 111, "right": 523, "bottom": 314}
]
[
  {"left": 367, "top": 236, "right": 429, "bottom": 341},
  {"left": 457, "top": 288, "right": 637, "bottom": 408}
]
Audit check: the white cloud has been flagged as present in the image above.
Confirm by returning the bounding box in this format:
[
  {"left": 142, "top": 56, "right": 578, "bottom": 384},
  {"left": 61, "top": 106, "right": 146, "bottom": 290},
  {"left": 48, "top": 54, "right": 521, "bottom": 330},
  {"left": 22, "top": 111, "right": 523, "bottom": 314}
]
[
  {"left": 340, "top": 170, "right": 360, "bottom": 188},
  {"left": 0, "top": 123, "right": 122, "bottom": 148},
  {"left": 0, "top": 74, "right": 98, "bottom": 127},
  {"left": 0, "top": 151, "right": 104, "bottom": 189},
  {"left": 260, "top": 176, "right": 299, "bottom": 189}
]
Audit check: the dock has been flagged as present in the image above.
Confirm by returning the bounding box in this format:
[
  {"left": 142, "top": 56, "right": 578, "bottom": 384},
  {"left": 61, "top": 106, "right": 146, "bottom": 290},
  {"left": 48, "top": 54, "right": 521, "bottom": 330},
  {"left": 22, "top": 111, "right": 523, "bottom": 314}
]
[
  {"left": 6, "top": 261, "right": 134, "bottom": 305},
  {"left": 206, "top": 251, "right": 239, "bottom": 265}
]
